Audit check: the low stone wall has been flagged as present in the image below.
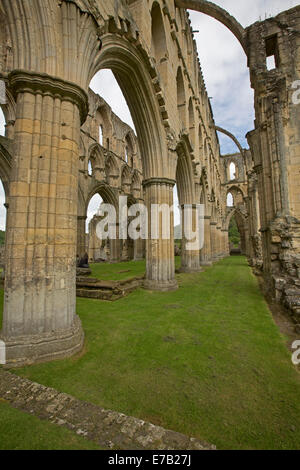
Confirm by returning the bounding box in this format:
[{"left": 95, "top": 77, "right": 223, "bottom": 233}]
[{"left": 0, "top": 370, "right": 215, "bottom": 450}]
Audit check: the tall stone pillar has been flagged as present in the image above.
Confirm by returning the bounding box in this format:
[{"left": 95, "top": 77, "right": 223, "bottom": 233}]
[
  {"left": 1, "top": 71, "right": 87, "bottom": 366},
  {"left": 180, "top": 204, "right": 202, "bottom": 273},
  {"left": 143, "top": 178, "right": 177, "bottom": 291},
  {"left": 210, "top": 222, "right": 218, "bottom": 261},
  {"left": 200, "top": 216, "right": 212, "bottom": 266},
  {"left": 77, "top": 216, "right": 87, "bottom": 259}
]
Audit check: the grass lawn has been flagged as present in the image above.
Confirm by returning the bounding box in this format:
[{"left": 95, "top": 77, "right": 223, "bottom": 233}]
[
  {"left": 1, "top": 256, "right": 300, "bottom": 449},
  {"left": 0, "top": 401, "right": 102, "bottom": 450},
  {"left": 88, "top": 257, "right": 181, "bottom": 280}
]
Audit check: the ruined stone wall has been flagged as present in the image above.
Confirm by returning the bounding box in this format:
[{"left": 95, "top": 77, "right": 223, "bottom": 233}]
[
  {"left": 78, "top": 89, "right": 144, "bottom": 262},
  {"left": 1, "top": 0, "right": 298, "bottom": 365},
  {"left": 246, "top": 6, "right": 300, "bottom": 319}
]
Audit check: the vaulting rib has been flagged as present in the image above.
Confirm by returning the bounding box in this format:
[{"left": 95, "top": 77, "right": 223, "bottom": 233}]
[{"left": 175, "top": 0, "right": 248, "bottom": 55}]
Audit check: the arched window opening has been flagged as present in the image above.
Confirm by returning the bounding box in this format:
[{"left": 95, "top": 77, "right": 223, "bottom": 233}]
[
  {"left": 99, "top": 125, "right": 103, "bottom": 146},
  {"left": 0, "top": 179, "right": 6, "bottom": 238},
  {"left": 106, "top": 138, "right": 110, "bottom": 150},
  {"left": 173, "top": 185, "right": 181, "bottom": 256},
  {"left": 86, "top": 193, "right": 106, "bottom": 262},
  {"left": 125, "top": 133, "right": 134, "bottom": 166},
  {"left": 90, "top": 69, "right": 135, "bottom": 131},
  {"left": 227, "top": 192, "right": 234, "bottom": 207},
  {"left": 88, "top": 160, "right": 93, "bottom": 176},
  {"left": 151, "top": 2, "right": 167, "bottom": 62},
  {"left": 0, "top": 107, "right": 5, "bottom": 137},
  {"left": 265, "top": 35, "right": 279, "bottom": 70},
  {"left": 177, "top": 67, "right": 186, "bottom": 128},
  {"left": 151, "top": 2, "right": 168, "bottom": 85},
  {"left": 188, "top": 98, "right": 195, "bottom": 149},
  {"left": 229, "top": 162, "right": 236, "bottom": 180}
]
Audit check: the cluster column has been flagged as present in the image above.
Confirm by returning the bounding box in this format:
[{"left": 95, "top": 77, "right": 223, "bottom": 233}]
[
  {"left": 1, "top": 71, "right": 87, "bottom": 366},
  {"left": 210, "top": 222, "right": 218, "bottom": 261},
  {"left": 180, "top": 204, "right": 202, "bottom": 273},
  {"left": 77, "top": 216, "right": 87, "bottom": 260},
  {"left": 143, "top": 178, "right": 177, "bottom": 291},
  {"left": 200, "top": 216, "right": 212, "bottom": 266}
]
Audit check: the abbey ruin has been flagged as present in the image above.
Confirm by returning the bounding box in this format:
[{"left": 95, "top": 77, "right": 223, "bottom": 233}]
[{"left": 0, "top": 0, "right": 299, "bottom": 367}]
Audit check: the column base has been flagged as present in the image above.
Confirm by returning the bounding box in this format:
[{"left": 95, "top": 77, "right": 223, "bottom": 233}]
[
  {"left": 1, "top": 316, "right": 84, "bottom": 368},
  {"left": 200, "top": 261, "right": 212, "bottom": 266},
  {"left": 144, "top": 279, "right": 178, "bottom": 292}
]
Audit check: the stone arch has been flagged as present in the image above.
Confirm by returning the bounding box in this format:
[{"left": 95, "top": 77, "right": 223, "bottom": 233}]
[
  {"left": 105, "top": 153, "right": 119, "bottom": 186},
  {"left": 131, "top": 170, "right": 141, "bottom": 199},
  {"left": 90, "top": 35, "right": 169, "bottom": 179},
  {"left": 225, "top": 207, "right": 247, "bottom": 254},
  {"left": 214, "top": 126, "right": 246, "bottom": 166},
  {"left": 88, "top": 144, "right": 106, "bottom": 180},
  {"left": 121, "top": 165, "right": 132, "bottom": 194},
  {"left": 176, "top": 137, "right": 195, "bottom": 206},
  {"left": 0, "top": 138, "right": 11, "bottom": 200},
  {"left": 175, "top": 0, "right": 247, "bottom": 55},
  {"left": 226, "top": 185, "right": 244, "bottom": 206},
  {"left": 85, "top": 183, "right": 119, "bottom": 218}
]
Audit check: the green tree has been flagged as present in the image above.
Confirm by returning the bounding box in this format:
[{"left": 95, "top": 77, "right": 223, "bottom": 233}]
[{"left": 229, "top": 218, "right": 240, "bottom": 247}]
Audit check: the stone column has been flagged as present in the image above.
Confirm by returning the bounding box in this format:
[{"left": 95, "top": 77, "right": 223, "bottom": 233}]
[
  {"left": 216, "top": 226, "right": 222, "bottom": 259},
  {"left": 77, "top": 216, "right": 87, "bottom": 260},
  {"left": 180, "top": 204, "right": 202, "bottom": 273},
  {"left": 143, "top": 178, "right": 177, "bottom": 291},
  {"left": 210, "top": 222, "right": 218, "bottom": 261},
  {"left": 134, "top": 238, "right": 145, "bottom": 261},
  {"left": 1, "top": 71, "right": 87, "bottom": 366},
  {"left": 222, "top": 229, "right": 229, "bottom": 257},
  {"left": 110, "top": 223, "right": 121, "bottom": 263},
  {"left": 200, "top": 216, "right": 212, "bottom": 266}
]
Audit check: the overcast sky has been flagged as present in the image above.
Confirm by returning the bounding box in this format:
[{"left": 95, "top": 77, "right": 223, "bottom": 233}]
[{"left": 0, "top": 1, "right": 298, "bottom": 230}]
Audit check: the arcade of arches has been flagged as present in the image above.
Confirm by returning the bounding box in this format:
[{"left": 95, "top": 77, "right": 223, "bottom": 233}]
[{"left": 0, "top": 0, "right": 299, "bottom": 367}]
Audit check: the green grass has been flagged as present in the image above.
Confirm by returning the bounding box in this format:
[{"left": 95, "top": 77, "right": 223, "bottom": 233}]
[
  {"left": 0, "top": 401, "right": 102, "bottom": 450},
  {"left": 0, "top": 287, "right": 3, "bottom": 330},
  {"left": 2, "top": 256, "right": 300, "bottom": 449},
  {"left": 89, "top": 259, "right": 146, "bottom": 281},
  {"left": 88, "top": 257, "right": 181, "bottom": 281}
]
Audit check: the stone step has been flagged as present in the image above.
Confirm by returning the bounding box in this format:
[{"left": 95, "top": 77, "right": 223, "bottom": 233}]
[{"left": 76, "top": 276, "right": 145, "bottom": 301}]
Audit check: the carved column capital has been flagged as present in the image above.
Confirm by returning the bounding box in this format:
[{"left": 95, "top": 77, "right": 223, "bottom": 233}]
[
  {"left": 8, "top": 70, "right": 89, "bottom": 125},
  {"left": 142, "top": 177, "right": 176, "bottom": 188}
]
